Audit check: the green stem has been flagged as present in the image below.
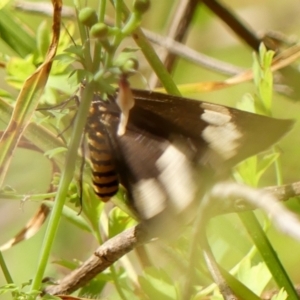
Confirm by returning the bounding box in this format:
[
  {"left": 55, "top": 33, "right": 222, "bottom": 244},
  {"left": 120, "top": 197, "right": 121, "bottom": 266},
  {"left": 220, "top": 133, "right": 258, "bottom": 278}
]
[
  {"left": 273, "top": 146, "right": 283, "bottom": 186},
  {"left": 239, "top": 211, "right": 299, "bottom": 299},
  {"left": 110, "top": 0, "right": 124, "bottom": 50},
  {"left": 0, "top": 192, "right": 56, "bottom": 200},
  {"left": 30, "top": 82, "right": 96, "bottom": 292},
  {"left": 110, "top": 265, "right": 128, "bottom": 300},
  {"left": 121, "top": 12, "right": 140, "bottom": 36},
  {"left": 0, "top": 251, "right": 15, "bottom": 298},
  {"left": 92, "top": 42, "right": 102, "bottom": 73},
  {"left": 132, "top": 28, "right": 181, "bottom": 95},
  {"left": 0, "top": 251, "right": 13, "bottom": 284},
  {"left": 115, "top": 0, "right": 122, "bottom": 29},
  {"left": 98, "top": 0, "right": 106, "bottom": 22},
  {"left": 118, "top": 2, "right": 180, "bottom": 96},
  {"left": 75, "top": 7, "right": 93, "bottom": 70}
]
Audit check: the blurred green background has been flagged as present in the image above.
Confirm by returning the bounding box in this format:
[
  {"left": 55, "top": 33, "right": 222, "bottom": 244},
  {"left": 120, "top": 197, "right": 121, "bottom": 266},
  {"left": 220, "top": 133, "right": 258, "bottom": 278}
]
[{"left": 1, "top": 0, "right": 300, "bottom": 299}]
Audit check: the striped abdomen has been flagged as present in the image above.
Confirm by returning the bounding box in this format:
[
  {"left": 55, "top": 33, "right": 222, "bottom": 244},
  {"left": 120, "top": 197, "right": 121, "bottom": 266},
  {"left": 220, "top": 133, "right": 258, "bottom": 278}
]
[{"left": 87, "top": 105, "right": 119, "bottom": 202}]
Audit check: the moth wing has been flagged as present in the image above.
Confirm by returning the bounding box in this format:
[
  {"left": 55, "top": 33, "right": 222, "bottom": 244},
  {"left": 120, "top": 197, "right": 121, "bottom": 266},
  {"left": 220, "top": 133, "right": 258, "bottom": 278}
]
[
  {"left": 97, "top": 90, "right": 293, "bottom": 231},
  {"left": 132, "top": 90, "right": 294, "bottom": 168},
  {"left": 103, "top": 114, "right": 205, "bottom": 232}
]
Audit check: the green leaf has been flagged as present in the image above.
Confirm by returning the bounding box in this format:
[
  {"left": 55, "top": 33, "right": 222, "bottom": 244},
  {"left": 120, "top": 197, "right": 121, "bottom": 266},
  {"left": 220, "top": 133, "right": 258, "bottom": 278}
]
[
  {"left": 54, "top": 53, "right": 76, "bottom": 66},
  {"left": 51, "top": 258, "right": 81, "bottom": 270},
  {"left": 47, "top": 74, "right": 77, "bottom": 95},
  {"left": 234, "top": 152, "right": 280, "bottom": 187},
  {"left": 236, "top": 93, "right": 256, "bottom": 113},
  {"left": 0, "top": 283, "right": 18, "bottom": 295},
  {"left": 43, "top": 200, "right": 92, "bottom": 233},
  {"left": 108, "top": 206, "right": 137, "bottom": 238},
  {"left": 237, "top": 258, "right": 272, "bottom": 296},
  {"left": 239, "top": 212, "right": 299, "bottom": 299},
  {"left": 36, "top": 21, "right": 51, "bottom": 60},
  {"left": 109, "top": 187, "right": 138, "bottom": 219},
  {"left": 256, "top": 152, "right": 280, "bottom": 182},
  {"left": 6, "top": 57, "right": 36, "bottom": 89},
  {"left": 78, "top": 272, "right": 109, "bottom": 298},
  {"left": 138, "top": 267, "right": 178, "bottom": 300},
  {"left": 0, "top": 8, "right": 35, "bottom": 56},
  {"left": 234, "top": 156, "right": 257, "bottom": 187},
  {"left": 81, "top": 184, "right": 104, "bottom": 241},
  {"left": 44, "top": 147, "right": 68, "bottom": 159},
  {"left": 271, "top": 288, "right": 288, "bottom": 300},
  {"left": 252, "top": 43, "right": 275, "bottom": 115}
]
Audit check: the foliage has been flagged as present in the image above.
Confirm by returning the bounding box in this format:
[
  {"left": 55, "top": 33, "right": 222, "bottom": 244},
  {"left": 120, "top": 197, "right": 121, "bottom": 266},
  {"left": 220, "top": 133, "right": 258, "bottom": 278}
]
[{"left": 0, "top": 1, "right": 299, "bottom": 300}]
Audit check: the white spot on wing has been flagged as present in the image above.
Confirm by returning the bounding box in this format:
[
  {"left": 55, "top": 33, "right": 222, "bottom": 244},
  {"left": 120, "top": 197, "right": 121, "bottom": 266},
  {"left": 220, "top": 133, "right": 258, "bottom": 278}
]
[
  {"left": 201, "top": 108, "right": 242, "bottom": 159},
  {"left": 156, "top": 145, "right": 197, "bottom": 212},
  {"left": 201, "top": 110, "right": 231, "bottom": 126},
  {"left": 133, "top": 179, "right": 166, "bottom": 219}
]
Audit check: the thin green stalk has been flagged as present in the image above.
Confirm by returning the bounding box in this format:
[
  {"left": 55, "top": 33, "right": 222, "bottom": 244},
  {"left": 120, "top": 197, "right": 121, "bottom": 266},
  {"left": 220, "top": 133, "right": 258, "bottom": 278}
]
[
  {"left": 92, "top": 42, "right": 102, "bottom": 73},
  {"left": 114, "top": 0, "right": 122, "bottom": 29},
  {"left": 75, "top": 5, "right": 93, "bottom": 71},
  {"left": 273, "top": 146, "right": 283, "bottom": 186},
  {"left": 239, "top": 211, "right": 299, "bottom": 300},
  {"left": 132, "top": 28, "right": 181, "bottom": 96},
  {"left": 30, "top": 82, "right": 96, "bottom": 293},
  {"left": 0, "top": 251, "right": 13, "bottom": 284},
  {"left": 0, "top": 192, "right": 57, "bottom": 201},
  {"left": 110, "top": 0, "right": 124, "bottom": 49},
  {"left": 110, "top": 265, "right": 128, "bottom": 300},
  {"left": 43, "top": 200, "right": 93, "bottom": 233},
  {"left": 98, "top": 0, "right": 106, "bottom": 22},
  {"left": 118, "top": 2, "right": 181, "bottom": 96},
  {"left": 0, "top": 251, "right": 16, "bottom": 298}
]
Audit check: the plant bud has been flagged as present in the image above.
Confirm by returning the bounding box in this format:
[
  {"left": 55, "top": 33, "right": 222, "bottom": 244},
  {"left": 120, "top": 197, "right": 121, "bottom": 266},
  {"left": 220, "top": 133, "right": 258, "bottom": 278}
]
[
  {"left": 121, "top": 58, "right": 139, "bottom": 74},
  {"left": 78, "top": 7, "right": 98, "bottom": 27},
  {"left": 133, "top": 0, "right": 150, "bottom": 14},
  {"left": 90, "top": 23, "right": 109, "bottom": 40}
]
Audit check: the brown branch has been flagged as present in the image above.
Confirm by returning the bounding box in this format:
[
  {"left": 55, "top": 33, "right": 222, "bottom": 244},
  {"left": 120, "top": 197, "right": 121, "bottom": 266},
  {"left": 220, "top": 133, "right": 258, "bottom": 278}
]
[
  {"left": 163, "top": 0, "right": 199, "bottom": 71},
  {"left": 43, "top": 179, "right": 300, "bottom": 296},
  {"left": 210, "top": 182, "right": 300, "bottom": 241},
  {"left": 14, "top": 1, "right": 74, "bottom": 18},
  {"left": 15, "top": 1, "right": 246, "bottom": 77},
  {"left": 226, "top": 180, "right": 300, "bottom": 214},
  {"left": 265, "top": 181, "right": 300, "bottom": 201},
  {"left": 44, "top": 224, "right": 150, "bottom": 296},
  {"left": 202, "top": 0, "right": 264, "bottom": 51},
  {"left": 201, "top": 236, "right": 238, "bottom": 300},
  {"left": 149, "top": 0, "right": 199, "bottom": 88}
]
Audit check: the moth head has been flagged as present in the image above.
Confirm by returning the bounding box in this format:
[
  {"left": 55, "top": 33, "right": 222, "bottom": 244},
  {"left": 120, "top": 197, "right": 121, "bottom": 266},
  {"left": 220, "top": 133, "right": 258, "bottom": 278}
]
[{"left": 116, "top": 77, "right": 135, "bottom": 136}]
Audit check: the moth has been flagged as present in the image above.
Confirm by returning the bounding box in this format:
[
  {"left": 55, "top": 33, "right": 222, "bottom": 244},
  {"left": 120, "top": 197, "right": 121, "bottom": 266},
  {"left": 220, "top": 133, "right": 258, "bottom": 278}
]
[{"left": 86, "top": 88, "right": 293, "bottom": 232}]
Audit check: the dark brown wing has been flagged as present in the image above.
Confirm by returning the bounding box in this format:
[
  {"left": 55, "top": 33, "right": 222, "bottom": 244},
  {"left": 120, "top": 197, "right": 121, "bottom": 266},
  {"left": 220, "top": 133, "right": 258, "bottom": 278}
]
[
  {"left": 90, "top": 90, "right": 293, "bottom": 230},
  {"left": 132, "top": 90, "right": 294, "bottom": 167}
]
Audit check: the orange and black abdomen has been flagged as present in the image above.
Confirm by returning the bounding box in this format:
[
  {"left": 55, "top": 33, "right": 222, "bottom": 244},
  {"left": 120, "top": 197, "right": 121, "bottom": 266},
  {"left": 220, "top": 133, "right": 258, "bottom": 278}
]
[{"left": 87, "top": 104, "right": 119, "bottom": 202}]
